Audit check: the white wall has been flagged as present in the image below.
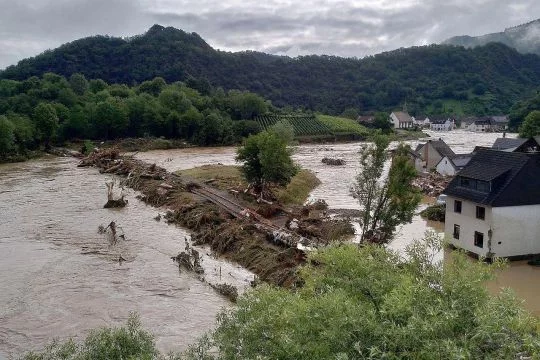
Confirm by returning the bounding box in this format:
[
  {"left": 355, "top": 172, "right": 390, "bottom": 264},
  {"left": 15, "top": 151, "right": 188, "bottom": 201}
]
[
  {"left": 446, "top": 198, "right": 540, "bottom": 258},
  {"left": 445, "top": 196, "right": 493, "bottom": 257},
  {"left": 390, "top": 113, "right": 399, "bottom": 128},
  {"left": 436, "top": 157, "right": 456, "bottom": 176},
  {"left": 491, "top": 205, "right": 540, "bottom": 257}
]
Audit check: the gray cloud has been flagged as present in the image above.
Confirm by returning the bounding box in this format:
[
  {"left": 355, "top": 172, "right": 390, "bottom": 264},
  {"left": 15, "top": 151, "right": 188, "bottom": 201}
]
[{"left": 0, "top": 0, "right": 539, "bottom": 69}]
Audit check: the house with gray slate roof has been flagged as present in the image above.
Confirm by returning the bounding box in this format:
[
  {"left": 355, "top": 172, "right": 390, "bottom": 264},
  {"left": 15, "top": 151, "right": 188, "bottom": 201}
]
[
  {"left": 390, "top": 111, "right": 414, "bottom": 129},
  {"left": 415, "top": 139, "right": 456, "bottom": 171},
  {"left": 435, "top": 154, "right": 472, "bottom": 176},
  {"left": 442, "top": 149, "right": 540, "bottom": 258}
]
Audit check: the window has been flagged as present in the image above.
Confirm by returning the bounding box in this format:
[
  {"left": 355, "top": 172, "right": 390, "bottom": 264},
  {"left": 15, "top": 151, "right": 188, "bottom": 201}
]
[
  {"left": 458, "top": 177, "right": 490, "bottom": 193},
  {"left": 474, "top": 231, "right": 484, "bottom": 248},
  {"left": 454, "top": 200, "right": 462, "bottom": 213},
  {"left": 453, "top": 224, "right": 460, "bottom": 240},
  {"left": 476, "top": 206, "right": 485, "bottom": 220}
]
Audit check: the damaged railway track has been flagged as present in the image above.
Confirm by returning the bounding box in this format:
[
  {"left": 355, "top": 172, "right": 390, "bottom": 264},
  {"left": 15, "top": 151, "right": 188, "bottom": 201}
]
[{"left": 76, "top": 148, "right": 321, "bottom": 287}]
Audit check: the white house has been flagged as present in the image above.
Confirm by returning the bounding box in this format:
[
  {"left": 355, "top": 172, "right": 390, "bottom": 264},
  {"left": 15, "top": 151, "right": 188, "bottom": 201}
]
[
  {"left": 390, "top": 111, "right": 414, "bottom": 129},
  {"left": 415, "top": 139, "right": 456, "bottom": 171},
  {"left": 443, "top": 149, "right": 540, "bottom": 258},
  {"left": 435, "top": 154, "right": 472, "bottom": 176},
  {"left": 460, "top": 117, "right": 477, "bottom": 130},
  {"left": 413, "top": 115, "right": 430, "bottom": 128},
  {"left": 430, "top": 118, "right": 455, "bottom": 131}
]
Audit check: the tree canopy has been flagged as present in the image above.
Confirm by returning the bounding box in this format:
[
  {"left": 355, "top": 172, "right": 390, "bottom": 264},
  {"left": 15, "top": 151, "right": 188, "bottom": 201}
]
[{"left": 519, "top": 110, "right": 540, "bottom": 138}]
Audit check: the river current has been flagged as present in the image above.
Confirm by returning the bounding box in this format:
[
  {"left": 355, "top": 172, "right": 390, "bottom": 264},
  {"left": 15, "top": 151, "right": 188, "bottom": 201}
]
[{"left": 1, "top": 130, "right": 539, "bottom": 358}]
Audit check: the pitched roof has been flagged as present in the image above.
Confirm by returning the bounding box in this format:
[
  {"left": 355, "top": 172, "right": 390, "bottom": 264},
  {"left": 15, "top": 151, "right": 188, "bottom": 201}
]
[
  {"left": 492, "top": 138, "right": 527, "bottom": 150},
  {"left": 490, "top": 115, "right": 509, "bottom": 124},
  {"left": 443, "top": 149, "right": 540, "bottom": 207},
  {"left": 429, "top": 139, "right": 456, "bottom": 158},
  {"left": 450, "top": 154, "right": 472, "bottom": 168},
  {"left": 357, "top": 115, "right": 375, "bottom": 123},
  {"left": 392, "top": 111, "right": 413, "bottom": 123},
  {"left": 431, "top": 119, "right": 450, "bottom": 125}
]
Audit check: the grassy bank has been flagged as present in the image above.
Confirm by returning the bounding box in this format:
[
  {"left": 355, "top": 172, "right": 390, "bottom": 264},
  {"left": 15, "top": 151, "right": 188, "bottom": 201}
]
[{"left": 177, "top": 165, "right": 321, "bottom": 206}]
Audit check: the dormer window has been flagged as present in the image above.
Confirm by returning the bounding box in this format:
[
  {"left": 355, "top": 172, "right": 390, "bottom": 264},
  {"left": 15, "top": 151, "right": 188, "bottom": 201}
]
[{"left": 458, "top": 177, "right": 490, "bottom": 193}]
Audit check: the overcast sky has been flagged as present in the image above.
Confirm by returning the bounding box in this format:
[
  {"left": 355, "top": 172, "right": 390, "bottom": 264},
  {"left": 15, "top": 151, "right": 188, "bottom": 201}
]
[{"left": 0, "top": 0, "right": 539, "bottom": 69}]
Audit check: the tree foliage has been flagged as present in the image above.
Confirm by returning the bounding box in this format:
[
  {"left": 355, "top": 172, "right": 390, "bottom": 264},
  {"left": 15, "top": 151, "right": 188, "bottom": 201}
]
[
  {"left": 236, "top": 130, "right": 297, "bottom": 189},
  {"left": 183, "top": 235, "right": 540, "bottom": 360},
  {"left": 0, "top": 73, "right": 273, "bottom": 160},
  {"left": 351, "top": 135, "right": 421, "bottom": 243},
  {"left": 519, "top": 110, "right": 540, "bottom": 138}
]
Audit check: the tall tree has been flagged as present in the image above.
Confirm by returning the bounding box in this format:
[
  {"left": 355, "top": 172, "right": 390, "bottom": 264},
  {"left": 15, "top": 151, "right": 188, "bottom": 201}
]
[
  {"left": 69, "top": 73, "right": 89, "bottom": 96},
  {"left": 0, "top": 115, "right": 15, "bottom": 156},
  {"left": 33, "top": 102, "right": 59, "bottom": 147},
  {"left": 351, "top": 135, "right": 420, "bottom": 243},
  {"left": 519, "top": 110, "right": 540, "bottom": 138},
  {"left": 236, "top": 130, "right": 297, "bottom": 193}
]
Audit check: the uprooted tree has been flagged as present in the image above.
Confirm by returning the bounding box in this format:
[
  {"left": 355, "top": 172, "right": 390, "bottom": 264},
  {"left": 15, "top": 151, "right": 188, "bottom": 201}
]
[
  {"left": 351, "top": 134, "right": 421, "bottom": 243},
  {"left": 235, "top": 130, "right": 297, "bottom": 198}
]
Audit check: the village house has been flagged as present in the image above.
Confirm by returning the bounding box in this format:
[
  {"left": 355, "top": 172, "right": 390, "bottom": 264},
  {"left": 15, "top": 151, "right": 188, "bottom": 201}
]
[
  {"left": 357, "top": 115, "right": 376, "bottom": 127},
  {"left": 468, "top": 117, "right": 494, "bottom": 132},
  {"left": 415, "top": 138, "right": 456, "bottom": 171},
  {"left": 435, "top": 154, "right": 472, "bottom": 176},
  {"left": 460, "top": 117, "right": 478, "bottom": 130},
  {"left": 492, "top": 137, "right": 540, "bottom": 152},
  {"left": 491, "top": 115, "right": 510, "bottom": 131},
  {"left": 390, "top": 111, "right": 414, "bottom": 129},
  {"left": 443, "top": 149, "right": 540, "bottom": 258},
  {"left": 429, "top": 116, "right": 456, "bottom": 131},
  {"left": 413, "top": 115, "right": 431, "bottom": 128}
]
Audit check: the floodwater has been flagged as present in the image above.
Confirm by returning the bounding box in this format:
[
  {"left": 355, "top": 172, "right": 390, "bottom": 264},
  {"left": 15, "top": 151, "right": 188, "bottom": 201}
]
[
  {"left": 0, "top": 156, "right": 253, "bottom": 358},
  {"left": 137, "top": 130, "right": 540, "bottom": 316},
  {"left": 2, "top": 130, "right": 538, "bottom": 357}
]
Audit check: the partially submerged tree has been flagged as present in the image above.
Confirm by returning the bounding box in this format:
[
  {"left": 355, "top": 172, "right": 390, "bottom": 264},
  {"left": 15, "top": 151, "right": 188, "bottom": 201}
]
[
  {"left": 351, "top": 134, "right": 420, "bottom": 243},
  {"left": 236, "top": 130, "right": 297, "bottom": 195}
]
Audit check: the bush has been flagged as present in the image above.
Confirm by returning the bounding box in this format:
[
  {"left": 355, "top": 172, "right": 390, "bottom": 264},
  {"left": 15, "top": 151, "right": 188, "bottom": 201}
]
[{"left": 420, "top": 203, "right": 446, "bottom": 222}]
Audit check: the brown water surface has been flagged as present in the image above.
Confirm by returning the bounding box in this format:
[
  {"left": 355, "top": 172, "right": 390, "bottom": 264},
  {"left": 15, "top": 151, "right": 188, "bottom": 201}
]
[{"left": 0, "top": 156, "right": 252, "bottom": 358}]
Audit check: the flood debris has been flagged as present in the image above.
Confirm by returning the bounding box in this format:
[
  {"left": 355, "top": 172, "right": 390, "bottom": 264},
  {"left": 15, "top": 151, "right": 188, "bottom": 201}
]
[
  {"left": 210, "top": 283, "right": 238, "bottom": 302},
  {"left": 104, "top": 180, "right": 128, "bottom": 208},
  {"left": 173, "top": 239, "right": 204, "bottom": 275},
  {"left": 412, "top": 172, "right": 451, "bottom": 197},
  {"left": 321, "top": 157, "right": 346, "bottom": 166},
  {"left": 98, "top": 221, "right": 125, "bottom": 245}
]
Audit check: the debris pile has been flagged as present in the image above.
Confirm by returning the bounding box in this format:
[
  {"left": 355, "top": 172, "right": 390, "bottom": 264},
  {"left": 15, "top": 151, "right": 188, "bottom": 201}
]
[
  {"left": 412, "top": 173, "right": 451, "bottom": 197},
  {"left": 173, "top": 239, "right": 204, "bottom": 275},
  {"left": 321, "top": 157, "right": 346, "bottom": 166}
]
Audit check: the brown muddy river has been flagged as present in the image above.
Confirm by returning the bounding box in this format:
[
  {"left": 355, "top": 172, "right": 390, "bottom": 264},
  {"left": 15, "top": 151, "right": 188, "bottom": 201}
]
[
  {"left": 0, "top": 156, "right": 253, "bottom": 358},
  {"left": 1, "top": 130, "right": 539, "bottom": 357}
]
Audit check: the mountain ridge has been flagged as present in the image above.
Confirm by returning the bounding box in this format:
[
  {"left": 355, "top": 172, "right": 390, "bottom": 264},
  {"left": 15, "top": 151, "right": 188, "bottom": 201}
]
[
  {"left": 2, "top": 25, "right": 540, "bottom": 115},
  {"left": 443, "top": 19, "right": 540, "bottom": 55}
]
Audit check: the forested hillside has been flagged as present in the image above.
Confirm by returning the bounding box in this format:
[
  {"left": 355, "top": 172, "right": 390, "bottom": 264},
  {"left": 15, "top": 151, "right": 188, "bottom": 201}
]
[
  {"left": 0, "top": 73, "right": 271, "bottom": 161},
  {"left": 2, "top": 25, "right": 540, "bottom": 116}
]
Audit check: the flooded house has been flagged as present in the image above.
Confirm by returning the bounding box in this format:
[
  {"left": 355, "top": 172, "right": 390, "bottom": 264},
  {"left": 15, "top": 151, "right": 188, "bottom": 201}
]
[
  {"left": 415, "top": 139, "right": 456, "bottom": 171},
  {"left": 435, "top": 154, "right": 472, "bottom": 176},
  {"left": 429, "top": 116, "right": 456, "bottom": 131},
  {"left": 442, "top": 149, "right": 540, "bottom": 259}
]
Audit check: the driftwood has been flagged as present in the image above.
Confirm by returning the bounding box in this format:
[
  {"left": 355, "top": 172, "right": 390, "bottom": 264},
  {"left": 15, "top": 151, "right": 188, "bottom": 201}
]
[{"left": 321, "top": 157, "right": 346, "bottom": 166}]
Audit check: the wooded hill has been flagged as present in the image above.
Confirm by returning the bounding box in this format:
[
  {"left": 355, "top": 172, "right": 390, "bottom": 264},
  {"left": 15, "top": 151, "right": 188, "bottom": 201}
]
[{"left": 2, "top": 24, "right": 540, "bottom": 116}]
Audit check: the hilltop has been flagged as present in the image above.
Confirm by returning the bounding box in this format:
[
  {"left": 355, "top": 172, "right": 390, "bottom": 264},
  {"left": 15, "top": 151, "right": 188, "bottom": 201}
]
[
  {"left": 2, "top": 24, "right": 540, "bottom": 115},
  {"left": 444, "top": 19, "right": 540, "bottom": 56}
]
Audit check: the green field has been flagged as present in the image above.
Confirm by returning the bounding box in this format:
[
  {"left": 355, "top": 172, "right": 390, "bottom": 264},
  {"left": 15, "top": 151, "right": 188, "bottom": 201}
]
[
  {"left": 255, "top": 114, "right": 369, "bottom": 139},
  {"left": 317, "top": 115, "right": 369, "bottom": 136},
  {"left": 255, "top": 114, "right": 332, "bottom": 137}
]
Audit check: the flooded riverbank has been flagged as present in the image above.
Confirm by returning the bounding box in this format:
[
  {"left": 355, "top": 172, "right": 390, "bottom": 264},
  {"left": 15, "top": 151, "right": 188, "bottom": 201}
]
[
  {"left": 136, "top": 130, "right": 540, "bottom": 316},
  {"left": 0, "top": 156, "right": 252, "bottom": 358}
]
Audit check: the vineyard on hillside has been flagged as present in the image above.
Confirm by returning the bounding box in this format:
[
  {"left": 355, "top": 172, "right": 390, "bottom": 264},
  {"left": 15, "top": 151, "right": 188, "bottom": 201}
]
[
  {"left": 317, "top": 115, "right": 369, "bottom": 136},
  {"left": 255, "top": 114, "right": 333, "bottom": 137}
]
